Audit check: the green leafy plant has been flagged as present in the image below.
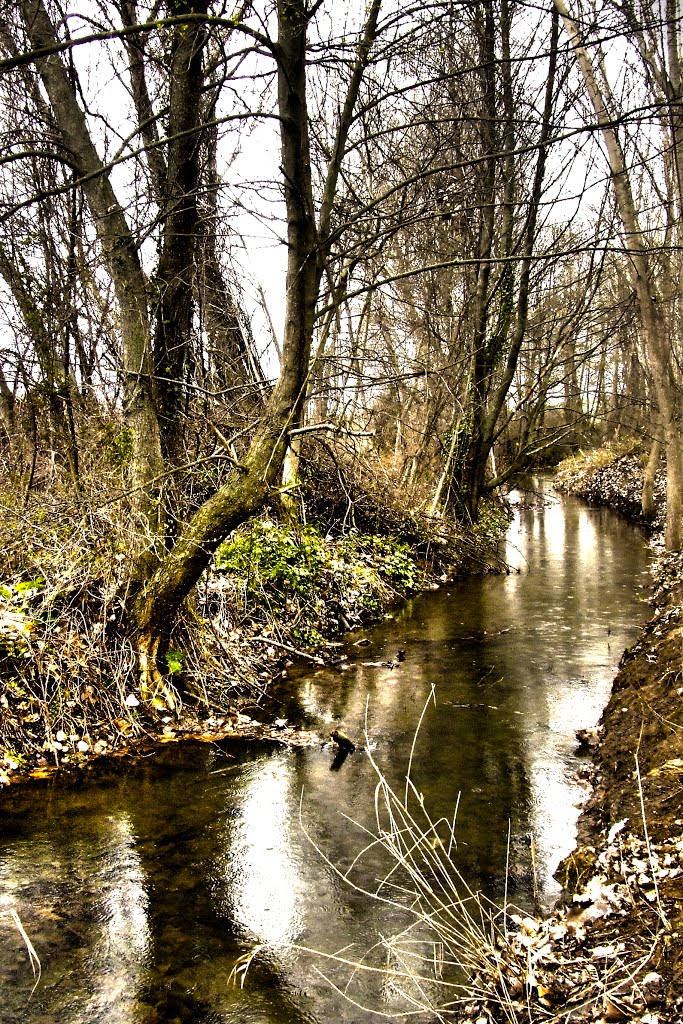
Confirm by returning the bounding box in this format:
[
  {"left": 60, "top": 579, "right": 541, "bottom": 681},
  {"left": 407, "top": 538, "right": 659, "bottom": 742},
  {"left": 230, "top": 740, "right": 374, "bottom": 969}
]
[
  {"left": 472, "top": 498, "right": 512, "bottom": 543},
  {"left": 165, "top": 648, "right": 185, "bottom": 676},
  {"left": 0, "top": 578, "right": 45, "bottom": 607},
  {"left": 215, "top": 519, "right": 327, "bottom": 607},
  {"left": 213, "top": 517, "right": 422, "bottom": 641},
  {"left": 103, "top": 424, "right": 134, "bottom": 467}
]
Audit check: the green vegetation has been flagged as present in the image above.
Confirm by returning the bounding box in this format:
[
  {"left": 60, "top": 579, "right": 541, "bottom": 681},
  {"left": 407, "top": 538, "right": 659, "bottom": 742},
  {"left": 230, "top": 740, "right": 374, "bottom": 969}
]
[{"left": 214, "top": 518, "right": 420, "bottom": 646}]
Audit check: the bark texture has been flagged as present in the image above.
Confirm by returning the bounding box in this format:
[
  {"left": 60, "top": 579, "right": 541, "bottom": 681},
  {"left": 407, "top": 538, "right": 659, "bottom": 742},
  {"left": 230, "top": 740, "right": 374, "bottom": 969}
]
[{"left": 153, "top": 0, "right": 208, "bottom": 464}]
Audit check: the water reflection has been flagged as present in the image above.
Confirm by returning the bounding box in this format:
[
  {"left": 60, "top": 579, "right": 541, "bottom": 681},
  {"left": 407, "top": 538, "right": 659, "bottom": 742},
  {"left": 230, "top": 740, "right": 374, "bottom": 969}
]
[
  {"left": 0, "top": 482, "right": 651, "bottom": 1023},
  {"left": 77, "top": 815, "right": 150, "bottom": 1021},
  {"left": 215, "top": 758, "right": 303, "bottom": 944}
]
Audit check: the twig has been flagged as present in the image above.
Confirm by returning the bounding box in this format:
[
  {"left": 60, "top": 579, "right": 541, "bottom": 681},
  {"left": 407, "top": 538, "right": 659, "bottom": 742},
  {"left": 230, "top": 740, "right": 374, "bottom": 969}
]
[
  {"left": 405, "top": 684, "right": 436, "bottom": 806},
  {"left": 6, "top": 909, "right": 41, "bottom": 997},
  {"left": 634, "top": 754, "right": 670, "bottom": 930},
  {"left": 251, "top": 634, "right": 324, "bottom": 663}
]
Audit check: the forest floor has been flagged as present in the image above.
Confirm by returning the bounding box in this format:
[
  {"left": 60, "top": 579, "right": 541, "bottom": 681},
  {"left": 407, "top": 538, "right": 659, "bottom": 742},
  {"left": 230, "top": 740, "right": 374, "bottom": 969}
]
[{"left": 477, "top": 446, "right": 683, "bottom": 1024}]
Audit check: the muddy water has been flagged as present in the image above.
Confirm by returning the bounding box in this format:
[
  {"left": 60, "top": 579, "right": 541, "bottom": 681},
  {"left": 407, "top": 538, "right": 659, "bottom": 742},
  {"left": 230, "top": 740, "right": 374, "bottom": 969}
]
[{"left": 0, "top": 483, "right": 651, "bottom": 1023}]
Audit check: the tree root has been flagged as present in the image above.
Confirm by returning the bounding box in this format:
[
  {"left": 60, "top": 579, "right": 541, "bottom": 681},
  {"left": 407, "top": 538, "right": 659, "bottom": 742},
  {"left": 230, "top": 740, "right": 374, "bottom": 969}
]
[{"left": 137, "top": 632, "right": 177, "bottom": 711}]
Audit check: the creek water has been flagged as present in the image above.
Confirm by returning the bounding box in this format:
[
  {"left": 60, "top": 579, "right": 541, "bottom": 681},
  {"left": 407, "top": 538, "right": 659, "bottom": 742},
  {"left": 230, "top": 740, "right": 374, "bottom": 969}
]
[{"left": 0, "top": 482, "right": 651, "bottom": 1024}]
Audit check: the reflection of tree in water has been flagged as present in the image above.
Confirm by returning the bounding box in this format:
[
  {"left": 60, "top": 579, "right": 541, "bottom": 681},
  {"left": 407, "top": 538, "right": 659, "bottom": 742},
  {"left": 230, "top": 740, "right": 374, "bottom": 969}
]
[
  {"left": 0, "top": 752, "right": 330, "bottom": 1024},
  {"left": 0, "top": 780, "right": 152, "bottom": 1022},
  {"left": 122, "top": 749, "right": 323, "bottom": 1024},
  {"left": 284, "top": 484, "right": 647, "bottom": 920}
]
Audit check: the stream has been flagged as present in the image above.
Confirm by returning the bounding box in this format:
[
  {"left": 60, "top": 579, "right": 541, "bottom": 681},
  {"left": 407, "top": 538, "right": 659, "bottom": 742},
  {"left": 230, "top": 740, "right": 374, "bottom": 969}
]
[{"left": 0, "top": 481, "right": 652, "bottom": 1024}]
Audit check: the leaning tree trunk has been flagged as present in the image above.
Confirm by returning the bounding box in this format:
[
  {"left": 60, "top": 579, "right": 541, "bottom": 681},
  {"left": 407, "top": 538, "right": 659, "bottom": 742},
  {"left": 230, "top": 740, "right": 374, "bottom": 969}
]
[
  {"left": 555, "top": 0, "right": 682, "bottom": 550},
  {"left": 130, "top": 395, "right": 308, "bottom": 702},
  {"left": 129, "top": 0, "right": 383, "bottom": 702},
  {"left": 129, "top": 0, "right": 321, "bottom": 700},
  {"left": 132, "top": 0, "right": 321, "bottom": 688}
]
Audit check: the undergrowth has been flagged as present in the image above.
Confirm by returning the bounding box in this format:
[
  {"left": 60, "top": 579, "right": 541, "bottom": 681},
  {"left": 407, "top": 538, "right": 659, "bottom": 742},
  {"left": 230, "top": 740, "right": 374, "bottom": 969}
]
[
  {"left": 0, "top": 435, "right": 508, "bottom": 780},
  {"left": 554, "top": 436, "right": 663, "bottom": 531},
  {"left": 209, "top": 518, "right": 419, "bottom": 648},
  {"left": 555, "top": 436, "right": 645, "bottom": 479}
]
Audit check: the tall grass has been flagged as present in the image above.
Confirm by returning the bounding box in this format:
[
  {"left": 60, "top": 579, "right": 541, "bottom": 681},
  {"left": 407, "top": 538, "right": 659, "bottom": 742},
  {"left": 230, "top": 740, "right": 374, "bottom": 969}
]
[{"left": 234, "top": 694, "right": 663, "bottom": 1023}]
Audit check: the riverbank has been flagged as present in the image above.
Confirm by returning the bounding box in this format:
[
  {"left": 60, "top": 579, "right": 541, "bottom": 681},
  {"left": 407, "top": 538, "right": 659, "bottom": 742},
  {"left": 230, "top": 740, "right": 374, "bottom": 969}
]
[
  {"left": 6, "top": 445, "right": 681, "bottom": 1020},
  {"left": 0, "top": 476, "right": 656, "bottom": 1024},
  {"left": 501, "top": 444, "right": 683, "bottom": 1022},
  {"left": 0, "top": 490, "right": 507, "bottom": 787}
]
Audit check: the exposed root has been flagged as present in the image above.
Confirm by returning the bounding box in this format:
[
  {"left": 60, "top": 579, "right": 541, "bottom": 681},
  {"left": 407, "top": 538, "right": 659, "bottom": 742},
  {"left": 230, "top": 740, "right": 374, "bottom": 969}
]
[{"left": 137, "top": 633, "right": 177, "bottom": 711}]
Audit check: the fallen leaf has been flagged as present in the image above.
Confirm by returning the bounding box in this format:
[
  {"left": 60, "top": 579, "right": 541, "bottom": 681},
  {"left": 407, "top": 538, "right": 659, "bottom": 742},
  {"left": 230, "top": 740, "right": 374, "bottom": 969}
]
[
  {"left": 591, "top": 944, "right": 619, "bottom": 958},
  {"left": 602, "top": 996, "right": 629, "bottom": 1021},
  {"left": 608, "top": 819, "right": 628, "bottom": 843}
]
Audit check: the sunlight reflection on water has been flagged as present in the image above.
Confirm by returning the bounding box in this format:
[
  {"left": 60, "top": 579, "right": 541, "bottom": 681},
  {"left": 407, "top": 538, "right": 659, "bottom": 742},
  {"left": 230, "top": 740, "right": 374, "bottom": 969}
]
[{"left": 216, "top": 758, "right": 304, "bottom": 945}]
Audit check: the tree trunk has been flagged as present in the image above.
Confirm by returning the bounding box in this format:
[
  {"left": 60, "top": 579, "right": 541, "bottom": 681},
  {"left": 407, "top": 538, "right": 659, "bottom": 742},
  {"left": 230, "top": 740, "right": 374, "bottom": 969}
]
[
  {"left": 642, "top": 432, "right": 662, "bottom": 520},
  {"left": 118, "top": 0, "right": 168, "bottom": 203},
  {"left": 20, "top": 0, "right": 164, "bottom": 519},
  {"left": 0, "top": 241, "right": 80, "bottom": 489},
  {"left": 0, "top": 363, "right": 14, "bottom": 440},
  {"left": 129, "top": 0, "right": 382, "bottom": 701},
  {"left": 555, "top": 0, "right": 682, "bottom": 550},
  {"left": 458, "top": 4, "right": 558, "bottom": 515},
  {"left": 197, "top": 116, "right": 266, "bottom": 406},
  {"left": 153, "top": 0, "right": 208, "bottom": 465}
]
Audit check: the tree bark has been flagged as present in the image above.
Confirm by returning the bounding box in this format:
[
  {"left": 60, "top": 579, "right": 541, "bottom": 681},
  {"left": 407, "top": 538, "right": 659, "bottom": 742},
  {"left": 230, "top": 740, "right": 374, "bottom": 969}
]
[
  {"left": 117, "top": 0, "right": 168, "bottom": 203},
  {"left": 197, "top": 115, "right": 266, "bottom": 406},
  {"left": 642, "top": 433, "right": 662, "bottom": 520},
  {"left": 456, "top": 2, "right": 558, "bottom": 516},
  {"left": 0, "top": 363, "right": 14, "bottom": 440},
  {"left": 153, "top": 0, "right": 208, "bottom": 465}
]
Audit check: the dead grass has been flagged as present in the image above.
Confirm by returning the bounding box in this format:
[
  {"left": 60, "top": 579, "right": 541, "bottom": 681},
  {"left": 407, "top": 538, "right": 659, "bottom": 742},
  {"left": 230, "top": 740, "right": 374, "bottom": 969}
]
[{"left": 231, "top": 694, "right": 674, "bottom": 1022}]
